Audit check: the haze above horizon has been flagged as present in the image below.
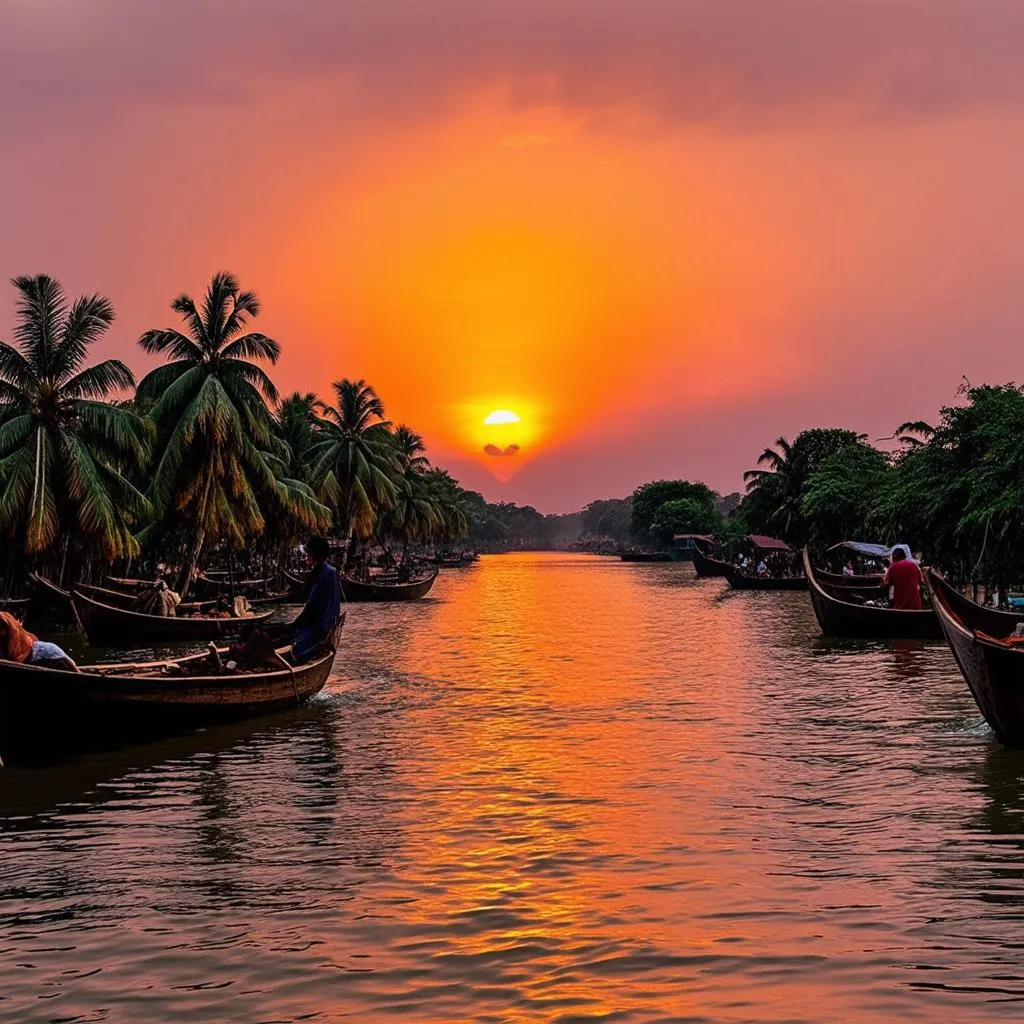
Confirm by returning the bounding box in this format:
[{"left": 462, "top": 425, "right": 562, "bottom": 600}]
[{"left": 3, "top": 0, "right": 1023, "bottom": 513}]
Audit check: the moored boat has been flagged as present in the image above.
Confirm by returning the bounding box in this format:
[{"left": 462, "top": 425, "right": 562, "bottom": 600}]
[
  {"left": 725, "top": 568, "right": 808, "bottom": 591},
  {"left": 814, "top": 566, "right": 886, "bottom": 588},
  {"left": 341, "top": 566, "right": 439, "bottom": 602},
  {"left": 928, "top": 568, "right": 1024, "bottom": 747},
  {"left": 804, "top": 548, "right": 940, "bottom": 639},
  {"left": 619, "top": 550, "right": 674, "bottom": 563},
  {"left": 72, "top": 590, "right": 273, "bottom": 645},
  {"left": 692, "top": 545, "right": 733, "bottom": 579}
]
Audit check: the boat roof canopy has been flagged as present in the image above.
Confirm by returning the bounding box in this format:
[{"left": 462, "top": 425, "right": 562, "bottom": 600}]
[
  {"left": 827, "top": 541, "right": 891, "bottom": 558},
  {"left": 746, "top": 535, "right": 790, "bottom": 552}
]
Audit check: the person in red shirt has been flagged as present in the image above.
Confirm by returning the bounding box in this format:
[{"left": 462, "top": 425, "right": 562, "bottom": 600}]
[{"left": 884, "top": 547, "right": 923, "bottom": 610}]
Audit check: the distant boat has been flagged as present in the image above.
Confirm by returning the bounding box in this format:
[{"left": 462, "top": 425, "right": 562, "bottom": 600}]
[
  {"left": 692, "top": 546, "right": 733, "bottom": 578},
  {"left": 618, "top": 550, "right": 673, "bottom": 563},
  {"left": 725, "top": 568, "right": 808, "bottom": 591},
  {"left": 341, "top": 566, "right": 439, "bottom": 602}
]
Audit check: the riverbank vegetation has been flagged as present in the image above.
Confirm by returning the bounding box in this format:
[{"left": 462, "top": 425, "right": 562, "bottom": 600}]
[{"left": 2, "top": 273, "right": 1017, "bottom": 591}]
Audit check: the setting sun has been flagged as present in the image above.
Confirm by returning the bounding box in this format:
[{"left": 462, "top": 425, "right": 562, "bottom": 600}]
[{"left": 484, "top": 409, "right": 521, "bottom": 426}]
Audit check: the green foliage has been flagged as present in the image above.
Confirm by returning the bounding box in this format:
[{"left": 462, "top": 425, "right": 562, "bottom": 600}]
[
  {"left": 137, "top": 272, "right": 329, "bottom": 587},
  {"left": 650, "top": 498, "right": 722, "bottom": 545},
  {"left": 0, "top": 275, "right": 150, "bottom": 560},
  {"left": 875, "top": 384, "right": 1024, "bottom": 580},
  {"left": 743, "top": 428, "right": 867, "bottom": 543},
  {"left": 581, "top": 497, "right": 632, "bottom": 541},
  {"left": 631, "top": 480, "right": 718, "bottom": 544},
  {"left": 801, "top": 442, "right": 890, "bottom": 547},
  {"left": 307, "top": 378, "right": 401, "bottom": 542}
]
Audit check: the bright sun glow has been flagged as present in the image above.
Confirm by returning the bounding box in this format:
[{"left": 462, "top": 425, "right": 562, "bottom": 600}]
[{"left": 484, "top": 409, "right": 521, "bottom": 425}]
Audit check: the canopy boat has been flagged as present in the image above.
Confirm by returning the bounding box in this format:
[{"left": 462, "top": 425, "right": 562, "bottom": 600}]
[
  {"left": 72, "top": 590, "right": 273, "bottom": 645},
  {"left": 692, "top": 545, "right": 733, "bottom": 579},
  {"left": 804, "top": 548, "right": 940, "bottom": 639},
  {"left": 928, "top": 569, "right": 1024, "bottom": 747},
  {"left": 0, "top": 638, "right": 337, "bottom": 746},
  {"left": 815, "top": 541, "right": 889, "bottom": 587},
  {"left": 341, "top": 566, "right": 439, "bottom": 602}
]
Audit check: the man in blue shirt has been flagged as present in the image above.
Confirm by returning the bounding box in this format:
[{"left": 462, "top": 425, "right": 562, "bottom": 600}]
[{"left": 292, "top": 537, "right": 343, "bottom": 663}]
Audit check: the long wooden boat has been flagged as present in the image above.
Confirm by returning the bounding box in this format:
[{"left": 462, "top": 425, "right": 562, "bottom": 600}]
[
  {"left": 928, "top": 569, "right": 1024, "bottom": 747},
  {"left": 619, "top": 550, "right": 674, "bottom": 563},
  {"left": 72, "top": 590, "right": 273, "bottom": 645},
  {"left": 341, "top": 566, "right": 439, "bottom": 602},
  {"left": 804, "top": 548, "right": 940, "bottom": 639},
  {"left": 76, "top": 582, "right": 218, "bottom": 615},
  {"left": 725, "top": 568, "right": 808, "bottom": 591},
  {"left": 0, "top": 641, "right": 337, "bottom": 745},
  {"left": 814, "top": 566, "right": 886, "bottom": 588},
  {"left": 104, "top": 575, "right": 153, "bottom": 593},
  {"left": 692, "top": 546, "right": 733, "bottom": 579}
]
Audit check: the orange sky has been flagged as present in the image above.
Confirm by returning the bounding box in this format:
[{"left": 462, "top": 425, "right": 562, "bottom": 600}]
[{"left": 4, "top": 1, "right": 1024, "bottom": 510}]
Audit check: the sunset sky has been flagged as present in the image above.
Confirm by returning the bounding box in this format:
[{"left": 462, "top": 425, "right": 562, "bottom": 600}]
[{"left": 3, "top": 0, "right": 1024, "bottom": 511}]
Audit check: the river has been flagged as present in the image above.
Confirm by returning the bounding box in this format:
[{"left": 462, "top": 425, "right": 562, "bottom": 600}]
[{"left": 2, "top": 552, "right": 1023, "bottom": 1023}]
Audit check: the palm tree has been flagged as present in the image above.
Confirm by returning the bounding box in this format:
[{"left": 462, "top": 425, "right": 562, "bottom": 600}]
[
  {"left": 137, "top": 271, "right": 327, "bottom": 592},
  {"left": 0, "top": 275, "right": 150, "bottom": 566},
  {"left": 391, "top": 425, "right": 430, "bottom": 472},
  {"left": 307, "top": 379, "right": 401, "bottom": 555},
  {"left": 276, "top": 391, "right": 319, "bottom": 480}
]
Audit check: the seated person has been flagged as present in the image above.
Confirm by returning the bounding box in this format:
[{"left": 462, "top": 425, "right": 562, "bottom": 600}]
[
  {"left": 292, "top": 536, "right": 342, "bottom": 664},
  {"left": 0, "top": 611, "right": 78, "bottom": 671}
]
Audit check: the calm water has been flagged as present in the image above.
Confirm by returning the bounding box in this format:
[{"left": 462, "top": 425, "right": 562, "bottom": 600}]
[{"left": 2, "top": 552, "right": 1024, "bottom": 1023}]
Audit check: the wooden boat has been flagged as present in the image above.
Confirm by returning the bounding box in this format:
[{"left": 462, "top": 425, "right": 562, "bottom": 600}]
[
  {"left": 725, "top": 568, "right": 808, "bottom": 591},
  {"left": 619, "top": 550, "right": 674, "bottom": 563},
  {"left": 76, "top": 582, "right": 217, "bottom": 614},
  {"left": 341, "top": 566, "right": 439, "bottom": 602},
  {"left": 814, "top": 566, "right": 886, "bottom": 588},
  {"left": 928, "top": 569, "right": 1024, "bottom": 747},
  {"left": 804, "top": 548, "right": 940, "bottom": 639},
  {"left": 692, "top": 546, "right": 733, "bottom": 579},
  {"left": 104, "top": 575, "right": 153, "bottom": 593},
  {"left": 0, "top": 640, "right": 337, "bottom": 744},
  {"left": 72, "top": 590, "right": 273, "bottom": 645},
  {"left": 195, "top": 573, "right": 274, "bottom": 595}
]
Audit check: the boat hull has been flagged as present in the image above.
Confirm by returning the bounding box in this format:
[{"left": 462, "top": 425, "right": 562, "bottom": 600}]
[
  {"left": 72, "top": 591, "right": 274, "bottom": 645},
  {"left": 341, "top": 568, "right": 438, "bottom": 602},
  {"left": 929, "top": 569, "right": 1024, "bottom": 746},
  {"left": 692, "top": 547, "right": 732, "bottom": 579},
  {"left": 726, "top": 570, "right": 808, "bottom": 591},
  {"left": 804, "top": 548, "right": 939, "bottom": 638},
  {"left": 0, "top": 647, "right": 335, "bottom": 749}
]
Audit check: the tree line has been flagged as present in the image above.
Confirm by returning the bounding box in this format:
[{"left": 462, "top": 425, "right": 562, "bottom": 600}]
[
  {"left": 582, "top": 385, "right": 1024, "bottom": 585},
  {"left": 0, "top": 272, "right": 482, "bottom": 595}
]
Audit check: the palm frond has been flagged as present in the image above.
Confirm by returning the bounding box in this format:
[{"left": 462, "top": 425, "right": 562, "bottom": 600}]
[
  {"left": 53, "top": 293, "right": 115, "bottom": 382},
  {"left": 62, "top": 358, "right": 135, "bottom": 399},
  {"left": 221, "top": 332, "right": 281, "bottom": 365},
  {"left": 138, "top": 328, "right": 204, "bottom": 362},
  {"left": 11, "top": 274, "right": 66, "bottom": 374}
]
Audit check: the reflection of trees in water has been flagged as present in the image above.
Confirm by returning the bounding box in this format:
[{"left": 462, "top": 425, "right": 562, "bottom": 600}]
[
  {"left": 942, "top": 740, "right": 1024, "bottom": 910},
  {"left": 972, "top": 742, "right": 1024, "bottom": 841}
]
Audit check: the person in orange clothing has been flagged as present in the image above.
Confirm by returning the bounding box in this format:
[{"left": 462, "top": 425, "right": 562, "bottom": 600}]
[{"left": 884, "top": 547, "right": 923, "bottom": 610}]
